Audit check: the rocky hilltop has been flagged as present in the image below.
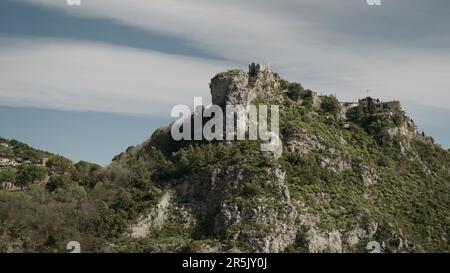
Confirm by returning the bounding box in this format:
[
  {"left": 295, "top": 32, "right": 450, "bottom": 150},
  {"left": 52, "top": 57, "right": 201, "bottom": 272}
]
[
  {"left": 110, "top": 64, "right": 449, "bottom": 253},
  {"left": 0, "top": 64, "right": 448, "bottom": 253}
]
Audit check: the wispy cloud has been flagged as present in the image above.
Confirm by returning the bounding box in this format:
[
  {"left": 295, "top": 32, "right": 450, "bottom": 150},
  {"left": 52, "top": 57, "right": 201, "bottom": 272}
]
[
  {"left": 0, "top": 0, "right": 221, "bottom": 59},
  {"left": 0, "top": 38, "right": 229, "bottom": 116},
  {"left": 10, "top": 0, "right": 450, "bottom": 109},
  {"left": 0, "top": 0, "right": 448, "bottom": 115}
]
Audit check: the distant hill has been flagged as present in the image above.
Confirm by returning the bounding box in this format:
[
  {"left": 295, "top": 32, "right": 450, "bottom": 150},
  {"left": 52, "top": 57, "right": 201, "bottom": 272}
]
[
  {"left": 0, "top": 137, "right": 53, "bottom": 163},
  {"left": 0, "top": 137, "right": 99, "bottom": 193}
]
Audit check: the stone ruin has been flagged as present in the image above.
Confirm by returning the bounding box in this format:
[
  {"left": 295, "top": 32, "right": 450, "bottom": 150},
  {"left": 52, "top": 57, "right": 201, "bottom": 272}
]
[{"left": 249, "top": 62, "right": 271, "bottom": 77}]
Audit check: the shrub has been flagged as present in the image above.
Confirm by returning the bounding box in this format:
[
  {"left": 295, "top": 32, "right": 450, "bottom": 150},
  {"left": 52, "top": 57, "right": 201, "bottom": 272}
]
[
  {"left": 286, "top": 83, "right": 305, "bottom": 101},
  {"left": 242, "top": 183, "right": 264, "bottom": 197},
  {"left": 46, "top": 174, "right": 72, "bottom": 192},
  {"left": 320, "top": 96, "right": 340, "bottom": 117}
]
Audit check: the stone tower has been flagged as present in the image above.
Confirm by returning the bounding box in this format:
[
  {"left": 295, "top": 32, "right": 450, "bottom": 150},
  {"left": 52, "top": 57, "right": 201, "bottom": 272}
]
[{"left": 249, "top": 62, "right": 271, "bottom": 77}]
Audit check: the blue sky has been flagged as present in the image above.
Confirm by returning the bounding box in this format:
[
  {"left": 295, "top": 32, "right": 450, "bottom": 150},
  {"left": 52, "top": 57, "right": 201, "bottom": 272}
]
[
  {"left": 0, "top": 0, "right": 449, "bottom": 165},
  {"left": 0, "top": 105, "right": 170, "bottom": 164}
]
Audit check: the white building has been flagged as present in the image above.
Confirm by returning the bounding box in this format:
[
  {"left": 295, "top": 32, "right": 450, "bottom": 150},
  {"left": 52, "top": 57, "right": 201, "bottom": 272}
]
[
  {"left": 1, "top": 182, "right": 14, "bottom": 191},
  {"left": 0, "top": 158, "right": 11, "bottom": 166},
  {"left": 0, "top": 158, "right": 19, "bottom": 167}
]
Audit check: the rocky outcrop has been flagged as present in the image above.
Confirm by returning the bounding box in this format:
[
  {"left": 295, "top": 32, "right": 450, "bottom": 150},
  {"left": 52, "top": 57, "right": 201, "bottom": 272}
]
[
  {"left": 343, "top": 222, "right": 378, "bottom": 248},
  {"left": 286, "top": 129, "right": 326, "bottom": 155},
  {"left": 360, "top": 165, "right": 381, "bottom": 186},
  {"left": 175, "top": 165, "right": 299, "bottom": 253},
  {"left": 304, "top": 229, "right": 343, "bottom": 253},
  {"left": 216, "top": 201, "right": 298, "bottom": 253},
  {"left": 129, "top": 191, "right": 173, "bottom": 238},
  {"left": 210, "top": 70, "right": 253, "bottom": 107},
  {"left": 293, "top": 212, "right": 343, "bottom": 253},
  {"left": 210, "top": 65, "right": 283, "bottom": 108},
  {"left": 380, "top": 120, "right": 417, "bottom": 141}
]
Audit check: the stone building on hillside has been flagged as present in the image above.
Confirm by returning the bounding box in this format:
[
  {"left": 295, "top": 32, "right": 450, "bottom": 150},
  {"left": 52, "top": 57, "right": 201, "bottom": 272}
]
[
  {"left": 358, "top": 97, "right": 402, "bottom": 115},
  {"left": 41, "top": 157, "right": 49, "bottom": 166}
]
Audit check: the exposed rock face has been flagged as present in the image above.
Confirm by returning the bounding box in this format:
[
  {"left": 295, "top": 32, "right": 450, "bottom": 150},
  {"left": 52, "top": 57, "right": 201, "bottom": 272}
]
[
  {"left": 304, "top": 229, "right": 342, "bottom": 253},
  {"left": 124, "top": 156, "right": 298, "bottom": 252},
  {"left": 293, "top": 212, "right": 343, "bottom": 253},
  {"left": 344, "top": 222, "right": 378, "bottom": 248},
  {"left": 210, "top": 65, "right": 282, "bottom": 108},
  {"left": 208, "top": 66, "right": 284, "bottom": 160},
  {"left": 380, "top": 120, "right": 417, "bottom": 140},
  {"left": 216, "top": 201, "right": 298, "bottom": 253},
  {"left": 360, "top": 165, "right": 381, "bottom": 186},
  {"left": 166, "top": 164, "right": 299, "bottom": 253},
  {"left": 211, "top": 166, "right": 297, "bottom": 253},
  {"left": 210, "top": 70, "right": 252, "bottom": 107},
  {"left": 129, "top": 191, "right": 173, "bottom": 238},
  {"left": 286, "top": 129, "right": 326, "bottom": 155}
]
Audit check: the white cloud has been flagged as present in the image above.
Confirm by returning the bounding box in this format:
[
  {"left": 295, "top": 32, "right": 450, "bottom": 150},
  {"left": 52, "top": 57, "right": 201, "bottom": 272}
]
[
  {"left": 17, "top": 0, "right": 450, "bottom": 109},
  {"left": 0, "top": 38, "right": 230, "bottom": 116}
]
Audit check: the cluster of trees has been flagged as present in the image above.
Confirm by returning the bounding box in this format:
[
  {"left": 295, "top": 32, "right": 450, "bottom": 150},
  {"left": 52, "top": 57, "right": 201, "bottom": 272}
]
[
  {"left": 16, "top": 165, "right": 47, "bottom": 190},
  {"left": 285, "top": 82, "right": 315, "bottom": 107},
  {"left": 320, "top": 95, "right": 340, "bottom": 117},
  {"left": 0, "top": 155, "right": 102, "bottom": 192},
  {"left": 0, "top": 165, "right": 47, "bottom": 190},
  {"left": 45, "top": 157, "right": 102, "bottom": 192}
]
